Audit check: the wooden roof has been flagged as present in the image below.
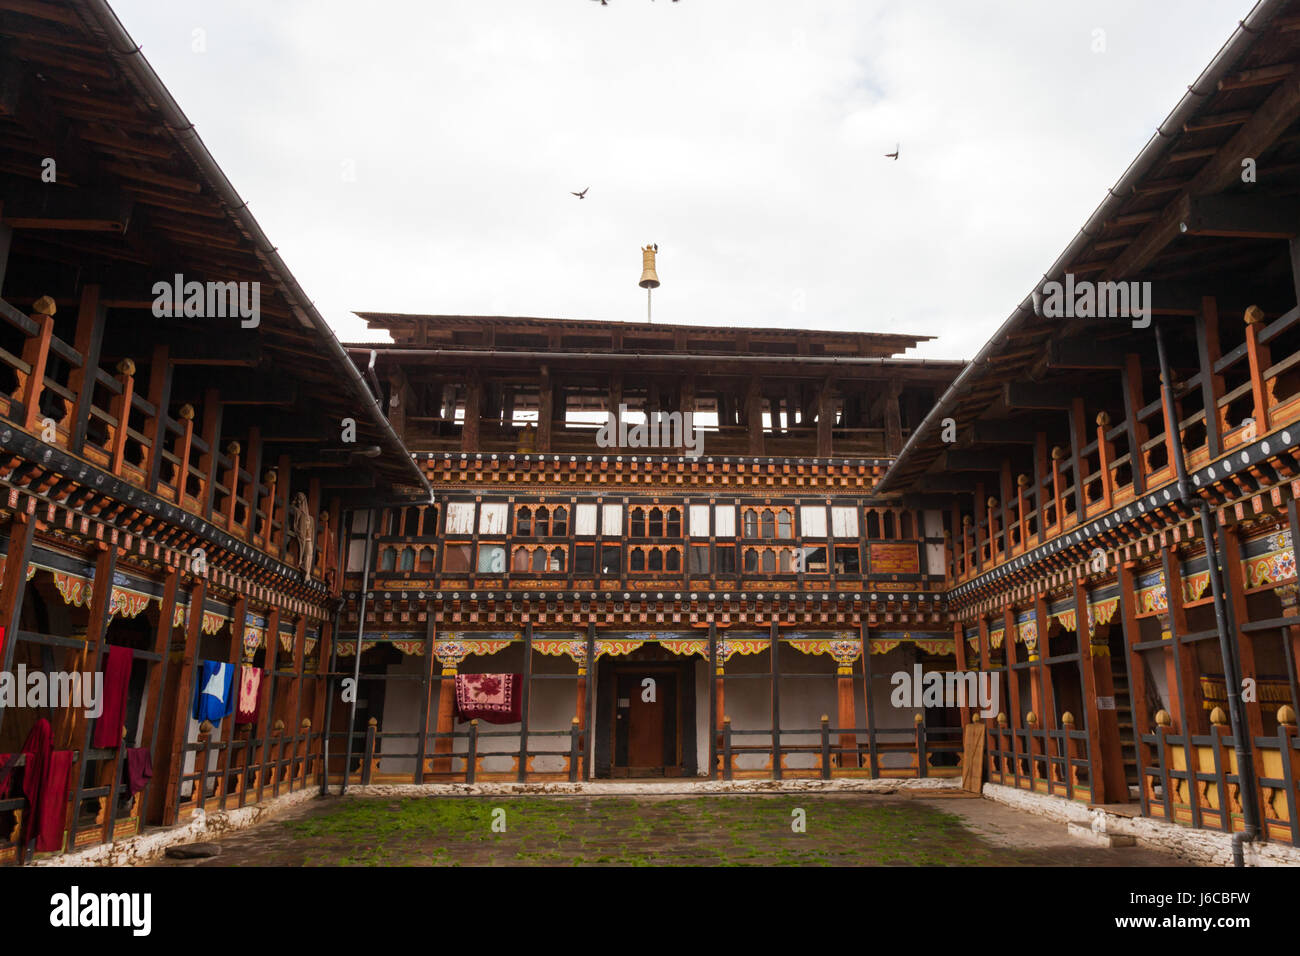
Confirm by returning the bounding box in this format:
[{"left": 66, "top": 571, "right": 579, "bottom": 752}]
[
  {"left": 0, "top": 0, "right": 431, "bottom": 502},
  {"left": 877, "top": 0, "right": 1300, "bottom": 492},
  {"left": 356, "top": 313, "right": 933, "bottom": 360}
]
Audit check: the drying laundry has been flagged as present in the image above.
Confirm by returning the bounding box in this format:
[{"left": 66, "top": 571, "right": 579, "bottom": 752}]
[
  {"left": 34, "top": 750, "right": 72, "bottom": 852},
  {"left": 454, "top": 673, "right": 522, "bottom": 724},
  {"left": 234, "top": 665, "right": 262, "bottom": 725},
  {"left": 192, "top": 660, "right": 235, "bottom": 723},
  {"left": 126, "top": 747, "right": 153, "bottom": 797},
  {"left": 92, "top": 644, "right": 134, "bottom": 749}
]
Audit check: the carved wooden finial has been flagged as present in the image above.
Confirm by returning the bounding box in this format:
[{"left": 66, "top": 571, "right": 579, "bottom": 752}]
[
  {"left": 1278, "top": 705, "right": 1296, "bottom": 727},
  {"left": 1017, "top": 473, "right": 1030, "bottom": 488},
  {"left": 1025, "top": 711, "right": 1038, "bottom": 726},
  {"left": 199, "top": 719, "right": 214, "bottom": 735},
  {"left": 273, "top": 718, "right": 285, "bottom": 732},
  {"left": 987, "top": 496, "right": 998, "bottom": 509},
  {"left": 913, "top": 712, "right": 924, "bottom": 725},
  {"left": 1096, "top": 411, "right": 1110, "bottom": 427},
  {"left": 226, "top": 441, "right": 241, "bottom": 457},
  {"left": 178, "top": 404, "right": 195, "bottom": 421},
  {"left": 1209, "top": 706, "right": 1228, "bottom": 727},
  {"left": 820, "top": 714, "right": 829, "bottom": 723},
  {"left": 1244, "top": 304, "right": 1266, "bottom": 326},
  {"left": 367, "top": 716, "right": 378, "bottom": 727},
  {"left": 1061, "top": 711, "right": 1075, "bottom": 727},
  {"left": 115, "top": 358, "right": 136, "bottom": 377},
  {"left": 301, "top": 718, "right": 312, "bottom": 730},
  {"left": 1051, "top": 445, "right": 1067, "bottom": 461},
  {"left": 264, "top": 469, "right": 277, "bottom": 485},
  {"left": 997, "top": 712, "right": 1007, "bottom": 726},
  {"left": 971, "top": 714, "right": 982, "bottom": 724},
  {"left": 1155, "top": 709, "right": 1172, "bottom": 727},
  {"left": 32, "top": 295, "right": 56, "bottom": 316}
]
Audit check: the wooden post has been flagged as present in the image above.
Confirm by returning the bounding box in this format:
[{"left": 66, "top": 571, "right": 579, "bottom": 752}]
[
  {"left": 816, "top": 378, "right": 834, "bottom": 458},
  {"left": 198, "top": 388, "right": 222, "bottom": 518},
  {"left": 835, "top": 648, "right": 857, "bottom": 770},
  {"left": 0, "top": 509, "right": 36, "bottom": 738},
  {"left": 1195, "top": 298, "right": 1224, "bottom": 459},
  {"left": 415, "top": 616, "right": 437, "bottom": 784},
  {"left": 1075, "top": 580, "right": 1120, "bottom": 803},
  {"left": 17, "top": 301, "right": 54, "bottom": 432},
  {"left": 1243, "top": 305, "right": 1273, "bottom": 431},
  {"left": 159, "top": 579, "right": 206, "bottom": 825},
  {"left": 1122, "top": 354, "right": 1150, "bottom": 494},
  {"left": 745, "top": 377, "right": 764, "bottom": 455},
  {"left": 68, "top": 286, "right": 106, "bottom": 452},
  {"left": 107, "top": 358, "right": 136, "bottom": 475},
  {"left": 144, "top": 344, "right": 174, "bottom": 493},
  {"left": 136, "top": 569, "right": 179, "bottom": 823},
  {"left": 1095, "top": 411, "right": 1114, "bottom": 511}
]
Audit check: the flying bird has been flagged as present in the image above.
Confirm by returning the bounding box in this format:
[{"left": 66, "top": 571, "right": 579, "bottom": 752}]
[
  {"left": 571, "top": 187, "right": 589, "bottom": 199},
  {"left": 885, "top": 143, "right": 899, "bottom": 160}
]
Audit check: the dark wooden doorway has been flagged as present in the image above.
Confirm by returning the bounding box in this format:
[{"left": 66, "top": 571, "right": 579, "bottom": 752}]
[{"left": 597, "top": 656, "right": 696, "bottom": 778}]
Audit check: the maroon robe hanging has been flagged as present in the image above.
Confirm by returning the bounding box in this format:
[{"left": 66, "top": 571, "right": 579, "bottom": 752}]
[
  {"left": 234, "top": 665, "right": 262, "bottom": 725},
  {"left": 92, "top": 645, "right": 134, "bottom": 749}
]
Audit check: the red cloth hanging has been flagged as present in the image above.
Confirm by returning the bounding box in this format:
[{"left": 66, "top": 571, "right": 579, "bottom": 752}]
[
  {"left": 454, "top": 673, "right": 522, "bottom": 724},
  {"left": 34, "top": 750, "right": 72, "bottom": 852},
  {"left": 234, "top": 665, "right": 262, "bottom": 725},
  {"left": 92, "top": 645, "right": 134, "bottom": 749},
  {"left": 126, "top": 748, "right": 153, "bottom": 797}
]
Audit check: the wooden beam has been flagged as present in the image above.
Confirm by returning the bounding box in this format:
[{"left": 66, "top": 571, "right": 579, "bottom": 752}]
[
  {"left": 1176, "top": 193, "right": 1300, "bottom": 238},
  {"left": 969, "top": 420, "right": 1041, "bottom": 444},
  {"left": 943, "top": 449, "right": 1011, "bottom": 471},
  {"left": 0, "top": 176, "right": 134, "bottom": 232},
  {"left": 1004, "top": 382, "right": 1074, "bottom": 410},
  {"left": 1047, "top": 338, "right": 1131, "bottom": 369},
  {"left": 1108, "top": 70, "right": 1300, "bottom": 278}
]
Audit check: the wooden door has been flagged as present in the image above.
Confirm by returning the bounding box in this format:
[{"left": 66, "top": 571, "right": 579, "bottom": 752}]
[{"left": 615, "top": 670, "right": 678, "bottom": 773}]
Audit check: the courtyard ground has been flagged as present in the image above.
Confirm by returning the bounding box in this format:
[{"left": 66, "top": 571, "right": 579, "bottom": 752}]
[{"left": 151, "top": 792, "right": 1192, "bottom": 867}]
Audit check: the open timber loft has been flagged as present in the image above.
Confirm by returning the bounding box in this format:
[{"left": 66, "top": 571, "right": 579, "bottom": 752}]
[{"left": 2, "top": 0, "right": 1300, "bottom": 865}]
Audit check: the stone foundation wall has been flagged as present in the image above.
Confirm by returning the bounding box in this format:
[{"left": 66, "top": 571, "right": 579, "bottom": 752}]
[{"left": 982, "top": 782, "right": 1300, "bottom": 866}]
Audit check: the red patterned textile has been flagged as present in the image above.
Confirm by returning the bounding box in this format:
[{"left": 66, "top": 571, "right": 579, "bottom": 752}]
[{"left": 454, "top": 673, "right": 522, "bottom": 724}]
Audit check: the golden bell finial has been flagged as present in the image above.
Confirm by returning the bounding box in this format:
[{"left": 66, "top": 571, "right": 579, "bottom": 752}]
[{"left": 639, "top": 244, "right": 660, "bottom": 289}]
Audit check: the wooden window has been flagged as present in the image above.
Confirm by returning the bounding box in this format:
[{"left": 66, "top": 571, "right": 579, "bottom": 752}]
[
  {"left": 631, "top": 507, "right": 648, "bottom": 538},
  {"left": 480, "top": 503, "right": 508, "bottom": 534},
  {"left": 800, "top": 506, "right": 827, "bottom": 538},
  {"left": 552, "top": 506, "right": 568, "bottom": 536},
  {"left": 535, "top": 506, "right": 551, "bottom": 537},
  {"left": 600, "top": 545, "right": 621, "bottom": 575},
  {"left": 648, "top": 548, "right": 663, "bottom": 572},
  {"left": 761, "top": 549, "right": 776, "bottom": 572},
  {"left": 445, "top": 502, "right": 475, "bottom": 534},
  {"left": 602, "top": 504, "right": 622, "bottom": 535},
  {"left": 477, "top": 545, "right": 506, "bottom": 573},
  {"left": 418, "top": 546, "right": 435, "bottom": 572},
  {"left": 399, "top": 548, "right": 415, "bottom": 571},
  {"left": 665, "top": 549, "right": 681, "bottom": 572},
  {"left": 516, "top": 505, "right": 533, "bottom": 536},
  {"left": 574, "top": 545, "right": 595, "bottom": 573},
  {"left": 689, "top": 545, "right": 709, "bottom": 572},
  {"left": 716, "top": 545, "right": 736, "bottom": 573},
  {"left": 777, "top": 510, "right": 793, "bottom": 539},
  {"left": 831, "top": 506, "right": 858, "bottom": 538},
  {"left": 444, "top": 544, "right": 472, "bottom": 573},
  {"left": 866, "top": 511, "right": 881, "bottom": 539},
  {"left": 631, "top": 548, "right": 647, "bottom": 572},
  {"left": 380, "top": 548, "right": 396, "bottom": 571},
  {"left": 761, "top": 511, "right": 776, "bottom": 538},
  {"left": 835, "top": 545, "right": 860, "bottom": 574},
  {"left": 715, "top": 505, "right": 735, "bottom": 537},
  {"left": 574, "top": 504, "right": 598, "bottom": 535},
  {"left": 689, "top": 505, "right": 710, "bottom": 537}
]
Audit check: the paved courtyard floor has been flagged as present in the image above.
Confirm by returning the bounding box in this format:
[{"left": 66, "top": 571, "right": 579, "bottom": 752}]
[{"left": 152, "top": 792, "right": 1192, "bottom": 867}]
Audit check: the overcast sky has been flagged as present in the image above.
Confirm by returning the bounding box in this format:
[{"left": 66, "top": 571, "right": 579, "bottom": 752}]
[{"left": 109, "top": 0, "right": 1253, "bottom": 359}]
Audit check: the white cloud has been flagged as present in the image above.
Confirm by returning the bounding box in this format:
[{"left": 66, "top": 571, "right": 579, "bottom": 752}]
[{"left": 109, "top": 0, "right": 1252, "bottom": 357}]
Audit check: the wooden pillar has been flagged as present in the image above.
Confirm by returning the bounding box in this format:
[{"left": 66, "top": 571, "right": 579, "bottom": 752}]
[
  {"left": 136, "top": 570, "right": 179, "bottom": 822},
  {"left": 198, "top": 388, "right": 223, "bottom": 518},
  {"left": 835, "top": 647, "right": 858, "bottom": 769},
  {"left": 107, "top": 358, "right": 137, "bottom": 475},
  {"left": 1075, "top": 580, "right": 1122, "bottom": 803},
  {"left": 883, "top": 380, "right": 903, "bottom": 457},
  {"left": 0, "top": 508, "right": 36, "bottom": 737},
  {"left": 1242, "top": 305, "right": 1273, "bottom": 431},
  {"left": 64, "top": 544, "right": 119, "bottom": 850},
  {"left": 68, "top": 286, "right": 105, "bottom": 451},
  {"left": 745, "top": 377, "right": 764, "bottom": 455},
  {"left": 1117, "top": 560, "right": 1153, "bottom": 812},
  {"left": 17, "top": 301, "right": 55, "bottom": 432},
  {"left": 517, "top": 623, "right": 532, "bottom": 782},
  {"left": 144, "top": 344, "right": 174, "bottom": 493},
  {"left": 1122, "top": 354, "right": 1150, "bottom": 494},
  {"left": 159, "top": 579, "right": 206, "bottom": 825},
  {"left": 415, "top": 616, "right": 437, "bottom": 784},
  {"left": 462, "top": 368, "right": 482, "bottom": 452},
  {"left": 537, "top": 368, "right": 553, "bottom": 453},
  {"left": 1219, "top": 525, "right": 1267, "bottom": 751},
  {"left": 816, "top": 378, "right": 834, "bottom": 458},
  {"left": 1195, "top": 297, "right": 1224, "bottom": 459},
  {"left": 432, "top": 653, "right": 457, "bottom": 775},
  {"left": 255, "top": 609, "right": 283, "bottom": 803}
]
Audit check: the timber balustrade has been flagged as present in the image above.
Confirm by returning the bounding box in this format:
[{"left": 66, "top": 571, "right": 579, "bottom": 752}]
[
  {"left": 0, "top": 293, "right": 328, "bottom": 583},
  {"left": 1138, "top": 706, "right": 1300, "bottom": 845},
  {"left": 947, "top": 301, "right": 1300, "bottom": 587},
  {"left": 984, "top": 711, "right": 1092, "bottom": 803},
  {"left": 174, "top": 719, "right": 322, "bottom": 824}
]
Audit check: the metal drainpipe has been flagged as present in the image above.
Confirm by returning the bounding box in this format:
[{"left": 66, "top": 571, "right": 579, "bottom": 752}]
[
  {"left": 319, "top": 507, "right": 353, "bottom": 795},
  {"left": 1155, "top": 321, "right": 1260, "bottom": 864},
  {"left": 340, "top": 509, "right": 377, "bottom": 795}
]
